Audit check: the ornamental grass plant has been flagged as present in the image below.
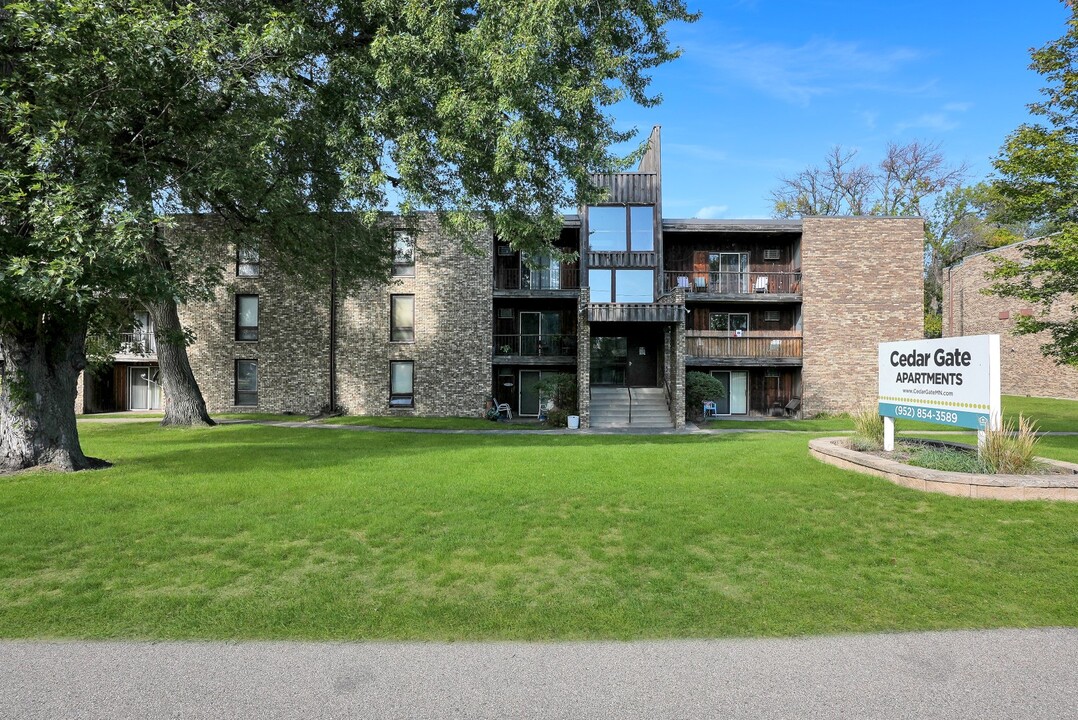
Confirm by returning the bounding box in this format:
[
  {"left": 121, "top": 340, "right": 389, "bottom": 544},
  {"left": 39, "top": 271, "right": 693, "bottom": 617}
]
[
  {"left": 850, "top": 401, "right": 884, "bottom": 451},
  {"left": 980, "top": 414, "right": 1042, "bottom": 475}
]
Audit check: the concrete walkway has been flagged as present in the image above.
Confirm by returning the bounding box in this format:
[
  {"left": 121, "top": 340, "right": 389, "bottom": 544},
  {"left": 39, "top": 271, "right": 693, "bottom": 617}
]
[{"left": 3, "top": 629, "right": 1076, "bottom": 719}]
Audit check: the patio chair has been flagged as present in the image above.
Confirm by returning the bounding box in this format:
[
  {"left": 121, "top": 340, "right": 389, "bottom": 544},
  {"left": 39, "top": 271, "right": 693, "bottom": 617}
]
[
  {"left": 754, "top": 275, "right": 769, "bottom": 293},
  {"left": 783, "top": 397, "right": 800, "bottom": 418},
  {"left": 702, "top": 401, "right": 718, "bottom": 418},
  {"left": 496, "top": 401, "right": 513, "bottom": 420}
]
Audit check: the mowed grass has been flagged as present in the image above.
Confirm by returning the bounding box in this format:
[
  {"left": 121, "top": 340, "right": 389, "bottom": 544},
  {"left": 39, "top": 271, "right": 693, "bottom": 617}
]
[
  {"left": 1, "top": 424, "right": 1076, "bottom": 642},
  {"left": 703, "top": 394, "right": 1078, "bottom": 432},
  {"left": 321, "top": 415, "right": 524, "bottom": 430}
]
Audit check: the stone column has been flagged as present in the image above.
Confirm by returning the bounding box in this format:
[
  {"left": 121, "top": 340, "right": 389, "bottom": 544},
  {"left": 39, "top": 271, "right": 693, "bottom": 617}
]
[
  {"left": 576, "top": 288, "right": 591, "bottom": 428},
  {"left": 673, "top": 317, "right": 686, "bottom": 428}
]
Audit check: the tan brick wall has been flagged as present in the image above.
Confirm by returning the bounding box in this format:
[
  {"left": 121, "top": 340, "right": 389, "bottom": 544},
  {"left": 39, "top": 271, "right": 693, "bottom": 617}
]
[
  {"left": 942, "top": 242, "right": 1078, "bottom": 401},
  {"left": 181, "top": 258, "right": 332, "bottom": 415},
  {"left": 335, "top": 218, "right": 492, "bottom": 417},
  {"left": 180, "top": 216, "right": 492, "bottom": 416},
  {"left": 801, "top": 217, "right": 924, "bottom": 415}
]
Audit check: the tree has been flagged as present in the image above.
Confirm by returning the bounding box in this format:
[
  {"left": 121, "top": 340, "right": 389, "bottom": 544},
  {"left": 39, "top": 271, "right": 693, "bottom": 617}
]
[
  {"left": 769, "top": 141, "right": 968, "bottom": 338},
  {"left": 0, "top": 1, "right": 698, "bottom": 471},
  {"left": 989, "top": 3, "right": 1078, "bottom": 366}
]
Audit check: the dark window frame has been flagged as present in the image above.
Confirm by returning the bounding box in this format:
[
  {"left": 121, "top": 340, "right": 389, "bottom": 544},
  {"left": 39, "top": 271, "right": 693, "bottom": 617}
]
[
  {"left": 234, "top": 359, "right": 258, "bottom": 406},
  {"left": 587, "top": 204, "right": 655, "bottom": 252},
  {"left": 389, "top": 360, "right": 414, "bottom": 408},
  {"left": 390, "top": 294, "right": 415, "bottom": 343},
  {"left": 237, "top": 247, "right": 260, "bottom": 277},
  {"left": 235, "top": 294, "right": 259, "bottom": 341},
  {"left": 392, "top": 230, "right": 416, "bottom": 277}
]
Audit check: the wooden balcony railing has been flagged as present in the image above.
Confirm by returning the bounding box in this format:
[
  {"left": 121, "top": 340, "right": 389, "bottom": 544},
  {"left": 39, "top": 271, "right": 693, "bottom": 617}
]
[
  {"left": 686, "top": 333, "right": 802, "bottom": 359},
  {"left": 495, "top": 264, "right": 580, "bottom": 291},
  {"left": 664, "top": 271, "right": 802, "bottom": 295},
  {"left": 494, "top": 333, "right": 577, "bottom": 357}
]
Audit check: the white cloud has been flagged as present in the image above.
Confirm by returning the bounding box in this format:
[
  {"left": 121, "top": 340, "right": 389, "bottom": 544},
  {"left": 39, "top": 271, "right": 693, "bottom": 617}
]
[
  {"left": 691, "top": 37, "right": 928, "bottom": 106},
  {"left": 695, "top": 205, "right": 729, "bottom": 219},
  {"left": 895, "top": 102, "right": 971, "bottom": 133}
]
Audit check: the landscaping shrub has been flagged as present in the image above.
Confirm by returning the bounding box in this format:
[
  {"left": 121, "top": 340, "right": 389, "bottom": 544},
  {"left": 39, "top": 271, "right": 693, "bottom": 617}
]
[
  {"left": 981, "top": 414, "right": 1042, "bottom": 474},
  {"left": 904, "top": 443, "right": 990, "bottom": 474},
  {"left": 686, "top": 372, "right": 725, "bottom": 421},
  {"left": 851, "top": 401, "right": 884, "bottom": 450},
  {"left": 536, "top": 373, "right": 578, "bottom": 427}
]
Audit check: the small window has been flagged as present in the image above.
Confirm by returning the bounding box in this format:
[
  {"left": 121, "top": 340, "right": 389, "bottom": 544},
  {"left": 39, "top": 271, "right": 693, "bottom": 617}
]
[
  {"left": 392, "top": 231, "right": 415, "bottom": 277},
  {"left": 237, "top": 247, "right": 260, "bottom": 277},
  {"left": 390, "top": 361, "right": 414, "bottom": 407},
  {"left": 236, "top": 295, "right": 259, "bottom": 341},
  {"left": 390, "top": 294, "right": 415, "bottom": 342},
  {"left": 709, "top": 313, "right": 749, "bottom": 332},
  {"left": 235, "top": 360, "right": 258, "bottom": 406}
]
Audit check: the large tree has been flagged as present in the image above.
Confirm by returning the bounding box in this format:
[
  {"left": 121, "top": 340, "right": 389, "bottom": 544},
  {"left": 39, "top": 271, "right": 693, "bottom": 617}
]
[
  {"left": 0, "top": 0, "right": 697, "bottom": 471},
  {"left": 989, "top": 2, "right": 1078, "bottom": 366}
]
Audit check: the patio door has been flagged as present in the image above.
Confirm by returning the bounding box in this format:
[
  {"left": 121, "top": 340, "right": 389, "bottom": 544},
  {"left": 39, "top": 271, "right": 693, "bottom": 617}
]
[
  {"left": 519, "top": 311, "right": 563, "bottom": 356},
  {"left": 128, "top": 366, "right": 161, "bottom": 410},
  {"left": 518, "top": 370, "right": 544, "bottom": 417},
  {"left": 710, "top": 252, "right": 748, "bottom": 293},
  {"left": 710, "top": 371, "right": 747, "bottom": 415}
]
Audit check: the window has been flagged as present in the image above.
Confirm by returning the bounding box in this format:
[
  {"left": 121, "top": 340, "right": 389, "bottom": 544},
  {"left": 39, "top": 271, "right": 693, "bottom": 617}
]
[
  {"left": 235, "top": 360, "right": 258, "bottom": 406},
  {"left": 236, "top": 295, "right": 259, "bottom": 340},
  {"left": 237, "top": 247, "right": 260, "bottom": 277},
  {"left": 587, "top": 205, "right": 655, "bottom": 252},
  {"left": 390, "top": 294, "right": 414, "bottom": 342},
  {"left": 390, "top": 360, "right": 414, "bottom": 407},
  {"left": 587, "top": 268, "right": 654, "bottom": 303},
  {"left": 709, "top": 312, "right": 749, "bottom": 332},
  {"left": 392, "top": 231, "right": 415, "bottom": 277}
]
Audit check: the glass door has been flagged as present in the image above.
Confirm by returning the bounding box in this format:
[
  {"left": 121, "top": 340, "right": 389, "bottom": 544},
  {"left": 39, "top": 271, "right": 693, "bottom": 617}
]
[
  {"left": 730, "top": 371, "right": 748, "bottom": 414},
  {"left": 128, "top": 366, "right": 161, "bottom": 410},
  {"left": 519, "top": 370, "right": 543, "bottom": 416},
  {"left": 711, "top": 252, "right": 748, "bottom": 293},
  {"left": 519, "top": 312, "right": 540, "bottom": 355}
]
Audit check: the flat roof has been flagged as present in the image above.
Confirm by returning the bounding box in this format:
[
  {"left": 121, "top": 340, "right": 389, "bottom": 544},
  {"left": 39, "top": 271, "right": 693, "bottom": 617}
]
[{"left": 662, "top": 218, "right": 802, "bottom": 233}]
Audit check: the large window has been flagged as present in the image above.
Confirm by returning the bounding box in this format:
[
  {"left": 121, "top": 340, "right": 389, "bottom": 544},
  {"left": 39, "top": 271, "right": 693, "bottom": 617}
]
[
  {"left": 587, "top": 268, "right": 654, "bottom": 303},
  {"left": 235, "top": 360, "right": 258, "bottom": 406},
  {"left": 237, "top": 247, "right": 260, "bottom": 277},
  {"left": 236, "top": 295, "right": 259, "bottom": 341},
  {"left": 392, "top": 231, "right": 415, "bottom": 277},
  {"left": 709, "top": 312, "right": 749, "bottom": 332},
  {"left": 390, "top": 360, "right": 414, "bottom": 407},
  {"left": 390, "top": 294, "right": 415, "bottom": 342},
  {"left": 587, "top": 205, "right": 654, "bottom": 252}
]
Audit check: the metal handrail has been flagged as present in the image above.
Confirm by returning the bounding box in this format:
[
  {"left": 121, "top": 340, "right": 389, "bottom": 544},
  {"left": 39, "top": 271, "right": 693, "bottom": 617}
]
[{"left": 664, "top": 270, "right": 802, "bottom": 295}]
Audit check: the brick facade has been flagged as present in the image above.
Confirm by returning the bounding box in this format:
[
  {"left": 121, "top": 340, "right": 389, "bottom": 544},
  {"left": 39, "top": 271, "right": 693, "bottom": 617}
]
[
  {"left": 801, "top": 217, "right": 925, "bottom": 415},
  {"left": 943, "top": 241, "right": 1078, "bottom": 401}
]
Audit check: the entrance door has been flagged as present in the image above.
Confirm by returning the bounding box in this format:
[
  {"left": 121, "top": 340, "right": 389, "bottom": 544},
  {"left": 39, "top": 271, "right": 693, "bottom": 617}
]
[
  {"left": 590, "top": 337, "right": 627, "bottom": 385},
  {"left": 128, "top": 366, "right": 161, "bottom": 410},
  {"left": 710, "top": 252, "right": 748, "bottom": 293},
  {"left": 711, "top": 371, "right": 747, "bottom": 415},
  {"left": 626, "top": 339, "right": 657, "bottom": 387},
  {"left": 518, "top": 370, "right": 543, "bottom": 417}
]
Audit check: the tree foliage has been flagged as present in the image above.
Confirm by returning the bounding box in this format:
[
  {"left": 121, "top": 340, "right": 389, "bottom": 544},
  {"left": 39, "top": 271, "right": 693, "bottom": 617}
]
[
  {"left": 990, "top": 3, "right": 1078, "bottom": 366},
  {"left": 0, "top": 0, "right": 697, "bottom": 468}
]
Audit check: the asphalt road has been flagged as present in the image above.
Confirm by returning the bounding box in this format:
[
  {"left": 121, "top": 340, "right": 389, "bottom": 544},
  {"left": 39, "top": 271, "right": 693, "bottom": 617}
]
[{"left": 3, "top": 629, "right": 1076, "bottom": 719}]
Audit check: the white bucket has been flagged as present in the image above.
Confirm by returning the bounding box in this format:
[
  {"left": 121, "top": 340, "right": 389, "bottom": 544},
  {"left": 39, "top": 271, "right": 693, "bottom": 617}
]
[{"left": 567, "top": 415, "right": 580, "bottom": 430}]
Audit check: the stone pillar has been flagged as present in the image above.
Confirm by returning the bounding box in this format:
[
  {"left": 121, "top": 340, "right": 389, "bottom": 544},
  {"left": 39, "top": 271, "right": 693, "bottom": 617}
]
[
  {"left": 577, "top": 288, "right": 591, "bottom": 428},
  {"left": 673, "top": 317, "right": 686, "bottom": 428}
]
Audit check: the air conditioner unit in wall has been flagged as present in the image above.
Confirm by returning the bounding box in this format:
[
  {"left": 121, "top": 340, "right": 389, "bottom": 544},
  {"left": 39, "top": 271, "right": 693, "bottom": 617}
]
[
  {"left": 497, "top": 307, "right": 513, "bottom": 319},
  {"left": 497, "top": 246, "right": 515, "bottom": 256},
  {"left": 764, "top": 310, "right": 780, "bottom": 322},
  {"left": 763, "top": 248, "right": 781, "bottom": 261}
]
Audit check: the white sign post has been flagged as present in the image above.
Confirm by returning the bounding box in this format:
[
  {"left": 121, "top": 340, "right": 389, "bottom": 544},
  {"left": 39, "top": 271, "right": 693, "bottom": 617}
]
[{"left": 878, "top": 335, "right": 1001, "bottom": 451}]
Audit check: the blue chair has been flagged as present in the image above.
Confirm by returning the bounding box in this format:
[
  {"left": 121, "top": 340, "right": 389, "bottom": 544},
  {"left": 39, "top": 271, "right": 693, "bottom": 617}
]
[{"left": 702, "top": 401, "right": 718, "bottom": 418}]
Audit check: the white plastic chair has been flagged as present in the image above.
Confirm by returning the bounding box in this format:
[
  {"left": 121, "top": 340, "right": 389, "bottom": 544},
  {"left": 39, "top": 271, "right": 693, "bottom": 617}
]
[
  {"left": 496, "top": 401, "right": 513, "bottom": 420},
  {"left": 754, "top": 275, "right": 769, "bottom": 293}
]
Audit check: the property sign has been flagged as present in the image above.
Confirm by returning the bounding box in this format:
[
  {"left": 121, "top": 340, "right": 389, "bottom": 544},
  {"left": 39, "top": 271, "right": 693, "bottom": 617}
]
[{"left": 878, "top": 335, "right": 1000, "bottom": 430}]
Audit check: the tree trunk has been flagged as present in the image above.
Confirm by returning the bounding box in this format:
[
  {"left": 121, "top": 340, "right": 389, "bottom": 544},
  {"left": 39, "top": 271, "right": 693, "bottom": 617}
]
[
  {"left": 147, "top": 296, "right": 215, "bottom": 427},
  {"left": 0, "top": 316, "right": 99, "bottom": 472}
]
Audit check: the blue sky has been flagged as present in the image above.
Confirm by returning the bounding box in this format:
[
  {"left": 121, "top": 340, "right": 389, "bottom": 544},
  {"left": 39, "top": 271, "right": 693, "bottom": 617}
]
[{"left": 614, "top": 1, "right": 1071, "bottom": 219}]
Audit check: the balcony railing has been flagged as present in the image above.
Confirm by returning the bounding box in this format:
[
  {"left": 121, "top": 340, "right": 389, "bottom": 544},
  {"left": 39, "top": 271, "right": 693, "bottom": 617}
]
[
  {"left": 494, "top": 333, "right": 577, "bottom": 357},
  {"left": 664, "top": 271, "right": 802, "bottom": 295},
  {"left": 118, "top": 330, "right": 156, "bottom": 355},
  {"left": 686, "top": 333, "right": 802, "bottom": 359},
  {"left": 495, "top": 264, "right": 580, "bottom": 291}
]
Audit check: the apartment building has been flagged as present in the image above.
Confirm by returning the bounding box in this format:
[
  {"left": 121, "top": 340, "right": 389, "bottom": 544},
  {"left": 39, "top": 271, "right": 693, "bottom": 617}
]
[
  {"left": 78, "top": 127, "right": 925, "bottom": 426},
  {"left": 943, "top": 240, "right": 1078, "bottom": 401}
]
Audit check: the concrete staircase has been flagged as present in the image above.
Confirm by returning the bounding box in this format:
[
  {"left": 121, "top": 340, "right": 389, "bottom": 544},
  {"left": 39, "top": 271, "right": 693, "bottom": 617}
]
[{"left": 589, "top": 386, "right": 674, "bottom": 430}]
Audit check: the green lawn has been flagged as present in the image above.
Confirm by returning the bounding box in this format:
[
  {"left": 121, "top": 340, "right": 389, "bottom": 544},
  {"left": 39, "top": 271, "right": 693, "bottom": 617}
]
[
  {"left": 1, "top": 424, "right": 1075, "bottom": 641},
  {"left": 321, "top": 415, "right": 535, "bottom": 430},
  {"left": 703, "top": 394, "right": 1078, "bottom": 433}
]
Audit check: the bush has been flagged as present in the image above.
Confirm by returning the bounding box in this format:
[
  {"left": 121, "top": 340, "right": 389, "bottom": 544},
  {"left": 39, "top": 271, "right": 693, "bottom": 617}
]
[
  {"left": 981, "top": 414, "right": 1041, "bottom": 474},
  {"left": 685, "top": 372, "right": 725, "bottom": 421},
  {"left": 851, "top": 401, "right": 884, "bottom": 450},
  {"left": 535, "top": 373, "right": 578, "bottom": 427}
]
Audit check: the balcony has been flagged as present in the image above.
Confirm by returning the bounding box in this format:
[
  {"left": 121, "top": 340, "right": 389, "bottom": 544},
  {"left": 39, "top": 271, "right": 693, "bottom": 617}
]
[
  {"left": 494, "top": 333, "right": 578, "bottom": 364},
  {"left": 116, "top": 330, "right": 157, "bottom": 358},
  {"left": 663, "top": 271, "right": 801, "bottom": 298},
  {"left": 494, "top": 263, "right": 580, "bottom": 295},
  {"left": 686, "top": 332, "right": 802, "bottom": 366}
]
